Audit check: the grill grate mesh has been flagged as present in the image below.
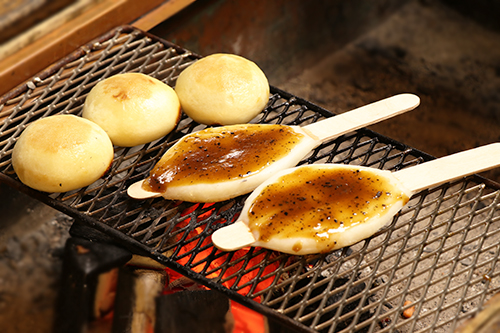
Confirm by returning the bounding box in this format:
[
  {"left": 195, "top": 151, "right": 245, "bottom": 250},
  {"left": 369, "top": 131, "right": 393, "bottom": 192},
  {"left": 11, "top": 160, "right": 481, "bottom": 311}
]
[{"left": 1, "top": 26, "right": 500, "bottom": 333}]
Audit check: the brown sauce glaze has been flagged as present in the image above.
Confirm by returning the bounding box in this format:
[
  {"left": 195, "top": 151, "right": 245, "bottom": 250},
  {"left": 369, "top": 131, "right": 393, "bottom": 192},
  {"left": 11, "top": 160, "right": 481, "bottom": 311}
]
[
  {"left": 142, "top": 124, "right": 305, "bottom": 193},
  {"left": 247, "top": 166, "right": 409, "bottom": 246}
]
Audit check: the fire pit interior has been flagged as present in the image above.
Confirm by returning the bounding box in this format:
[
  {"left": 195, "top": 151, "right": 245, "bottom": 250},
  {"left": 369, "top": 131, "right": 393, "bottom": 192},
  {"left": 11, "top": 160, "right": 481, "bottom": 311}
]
[{"left": 1, "top": 0, "right": 500, "bottom": 332}]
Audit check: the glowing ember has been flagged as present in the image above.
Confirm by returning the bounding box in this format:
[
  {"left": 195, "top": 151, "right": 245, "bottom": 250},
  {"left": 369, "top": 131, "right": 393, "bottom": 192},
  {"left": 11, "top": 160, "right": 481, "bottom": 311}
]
[{"left": 162, "top": 203, "right": 282, "bottom": 332}]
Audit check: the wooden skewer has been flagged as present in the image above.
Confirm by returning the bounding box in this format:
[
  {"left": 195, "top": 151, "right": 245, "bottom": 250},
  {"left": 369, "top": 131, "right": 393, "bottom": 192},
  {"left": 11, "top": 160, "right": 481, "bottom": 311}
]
[
  {"left": 301, "top": 93, "right": 419, "bottom": 142},
  {"left": 212, "top": 143, "right": 500, "bottom": 252},
  {"left": 128, "top": 93, "right": 420, "bottom": 200},
  {"left": 127, "top": 180, "right": 162, "bottom": 199},
  {"left": 393, "top": 143, "right": 500, "bottom": 193}
]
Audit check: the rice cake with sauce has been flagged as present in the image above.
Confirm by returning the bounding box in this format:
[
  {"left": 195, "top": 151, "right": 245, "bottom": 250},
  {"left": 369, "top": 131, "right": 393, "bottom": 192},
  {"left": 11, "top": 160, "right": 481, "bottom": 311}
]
[{"left": 235, "top": 164, "right": 411, "bottom": 254}]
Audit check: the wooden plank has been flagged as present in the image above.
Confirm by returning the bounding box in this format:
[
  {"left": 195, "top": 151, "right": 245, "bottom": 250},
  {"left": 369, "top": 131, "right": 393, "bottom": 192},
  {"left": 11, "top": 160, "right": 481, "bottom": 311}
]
[
  {"left": 132, "top": 0, "right": 196, "bottom": 31},
  {"left": 0, "top": 0, "right": 192, "bottom": 98},
  {"left": 0, "top": 0, "right": 76, "bottom": 45},
  {"left": 0, "top": 0, "right": 99, "bottom": 61}
]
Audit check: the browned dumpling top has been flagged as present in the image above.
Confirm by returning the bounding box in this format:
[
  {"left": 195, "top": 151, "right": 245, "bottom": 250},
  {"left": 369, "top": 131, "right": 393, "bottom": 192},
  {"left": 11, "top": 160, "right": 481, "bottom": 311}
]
[
  {"left": 82, "top": 73, "right": 181, "bottom": 147},
  {"left": 175, "top": 53, "right": 269, "bottom": 125},
  {"left": 12, "top": 114, "right": 114, "bottom": 192}
]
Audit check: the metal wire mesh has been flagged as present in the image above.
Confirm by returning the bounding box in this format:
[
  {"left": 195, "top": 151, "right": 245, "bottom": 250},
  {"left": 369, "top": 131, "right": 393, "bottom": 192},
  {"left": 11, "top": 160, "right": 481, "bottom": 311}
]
[{"left": 1, "top": 26, "right": 499, "bottom": 333}]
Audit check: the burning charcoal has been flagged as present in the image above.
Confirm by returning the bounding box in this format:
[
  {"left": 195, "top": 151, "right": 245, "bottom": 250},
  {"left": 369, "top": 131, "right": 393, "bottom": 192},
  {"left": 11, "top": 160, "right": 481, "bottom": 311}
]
[
  {"left": 402, "top": 300, "right": 415, "bottom": 319},
  {"left": 379, "top": 317, "right": 392, "bottom": 329},
  {"left": 112, "top": 266, "right": 167, "bottom": 333},
  {"left": 154, "top": 290, "right": 233, "bottom": 333},
  {"left": 54, "top": 237, "right": 132, "bottom": 333}
]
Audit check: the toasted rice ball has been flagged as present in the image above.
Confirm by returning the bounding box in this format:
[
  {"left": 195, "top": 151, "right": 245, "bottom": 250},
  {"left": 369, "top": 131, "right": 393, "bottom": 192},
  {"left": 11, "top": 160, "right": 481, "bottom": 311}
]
[
  {"left": 82, "top": 73, "right": 181, "bottom": 147},
  {"left": 12, "top": 115, "right": 114, "bottom": 192},
  {"left": 175, "top": 53, "right": 269, "bottom": 125}
]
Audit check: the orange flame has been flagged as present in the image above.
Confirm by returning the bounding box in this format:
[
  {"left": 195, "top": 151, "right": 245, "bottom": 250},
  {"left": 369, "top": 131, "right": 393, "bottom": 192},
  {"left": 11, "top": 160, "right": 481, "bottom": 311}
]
[{"left": 163, "top": 203, "right": 281, "bottom": 332}]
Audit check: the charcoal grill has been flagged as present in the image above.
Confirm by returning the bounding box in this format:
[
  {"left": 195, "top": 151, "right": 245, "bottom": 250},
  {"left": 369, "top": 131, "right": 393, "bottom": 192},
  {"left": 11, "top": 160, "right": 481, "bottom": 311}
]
[{"left": 1, "top": 26, "right": 500, "bottom": 333}]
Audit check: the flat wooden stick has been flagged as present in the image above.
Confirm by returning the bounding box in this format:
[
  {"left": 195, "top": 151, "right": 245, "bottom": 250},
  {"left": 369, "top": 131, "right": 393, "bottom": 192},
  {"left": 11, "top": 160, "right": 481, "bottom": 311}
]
[
  {"left": 127, "top": 180, "right": 161, "bottom": 199},
  {"left": 303, "top": 93, "right": 420, "bottom": 141},
  {"left": 394, "top": 143, "right": 500, "bottom": 193},
  {"left": 211, "top": 221, "right": 256, "bottom": 252}
]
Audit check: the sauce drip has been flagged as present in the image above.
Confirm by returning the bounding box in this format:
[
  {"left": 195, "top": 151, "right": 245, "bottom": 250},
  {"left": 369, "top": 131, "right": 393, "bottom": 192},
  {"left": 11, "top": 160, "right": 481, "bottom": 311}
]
[
  {"left": 142, "top": 124, "right": 305, "bottom": 193},
  {"left": 247, "top": 166, "right": 409, "bottom": 249}
]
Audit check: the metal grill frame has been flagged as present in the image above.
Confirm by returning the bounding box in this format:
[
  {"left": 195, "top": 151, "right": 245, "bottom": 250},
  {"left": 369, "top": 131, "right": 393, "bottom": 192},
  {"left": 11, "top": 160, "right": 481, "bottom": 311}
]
[{"left": 1, "top": 26, "right": 500, "bottom": 333}]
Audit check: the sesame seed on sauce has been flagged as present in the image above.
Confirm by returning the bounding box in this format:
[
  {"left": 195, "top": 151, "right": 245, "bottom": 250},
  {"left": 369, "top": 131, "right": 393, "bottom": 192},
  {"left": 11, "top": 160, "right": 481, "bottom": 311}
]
[
  {"left": 142, "top": 124, "right": 305, "bottom": 193},
  {"left": 247, "top": 166, "right": 409, "bottom": 244}
]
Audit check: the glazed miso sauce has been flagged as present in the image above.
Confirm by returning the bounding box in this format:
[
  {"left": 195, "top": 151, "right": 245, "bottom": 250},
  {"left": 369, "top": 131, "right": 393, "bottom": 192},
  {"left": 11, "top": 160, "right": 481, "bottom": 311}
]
[
  {"left": 142, "top": 124, "right": 306, "bottom": 193},
  {"left": 247, "top": 166, "right": 409, "bottom": 252}
]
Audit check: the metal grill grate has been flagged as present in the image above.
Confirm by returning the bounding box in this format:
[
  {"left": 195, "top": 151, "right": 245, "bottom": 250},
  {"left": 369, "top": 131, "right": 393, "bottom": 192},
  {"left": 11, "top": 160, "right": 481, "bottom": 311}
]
[{"left": 1, "top": 26, "right": 500, "bottom": 333}]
